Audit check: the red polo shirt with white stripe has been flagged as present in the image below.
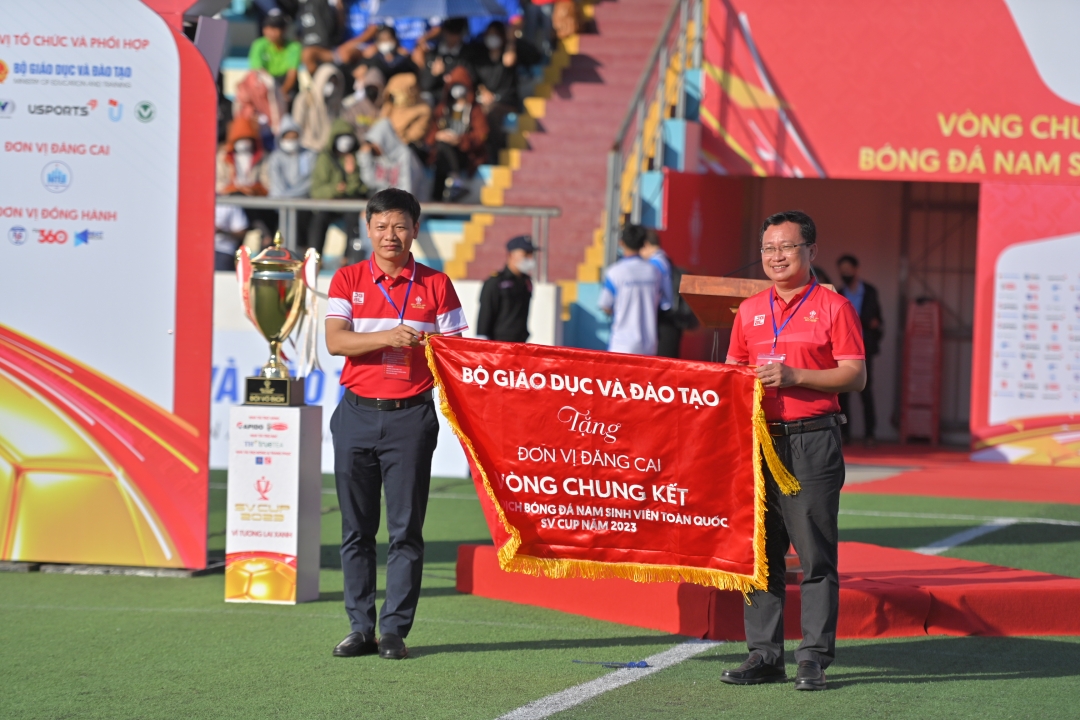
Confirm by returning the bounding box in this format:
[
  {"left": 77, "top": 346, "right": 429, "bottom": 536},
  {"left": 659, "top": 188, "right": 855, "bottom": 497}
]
[
  {"left": 327, "top": 254, "right": 468, "bottom": 399},
  {"left": 727, "top": 282, "right": 865, "bottom": 422}
]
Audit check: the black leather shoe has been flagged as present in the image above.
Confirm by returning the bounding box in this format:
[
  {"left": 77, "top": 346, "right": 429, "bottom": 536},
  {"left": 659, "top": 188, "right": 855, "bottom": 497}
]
[
  {"left": 794, "top": 660, "right": 827, "bottom": 690},
  {"left": 720, "top": 653, "right": 786, "bottom": 685},
  {"left": 333, "top": 632, "right": 378, "bottom": 657},
  {"left": 379, "top": 632, "right": 408, "bottom": 660}
]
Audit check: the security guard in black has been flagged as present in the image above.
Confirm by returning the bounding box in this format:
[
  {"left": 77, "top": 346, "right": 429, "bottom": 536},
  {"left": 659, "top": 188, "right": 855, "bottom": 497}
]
[{"left": 476, "top": 235, "right": 535, "bottom": 342}]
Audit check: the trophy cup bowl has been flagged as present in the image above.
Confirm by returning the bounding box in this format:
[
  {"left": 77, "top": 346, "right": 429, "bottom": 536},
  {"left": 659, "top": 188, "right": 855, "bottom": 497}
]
[{"left": 237, "top": 233, "right": 307, "bottom": 380}]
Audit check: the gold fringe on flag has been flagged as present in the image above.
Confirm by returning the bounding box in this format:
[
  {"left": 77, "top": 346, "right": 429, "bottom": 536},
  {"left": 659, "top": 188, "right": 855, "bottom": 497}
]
[{"left": 426, "top": 343, "right": 797, "bottom": 595}]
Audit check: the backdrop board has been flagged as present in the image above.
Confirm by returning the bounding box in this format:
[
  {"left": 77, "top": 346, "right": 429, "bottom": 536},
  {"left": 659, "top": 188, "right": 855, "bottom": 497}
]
[
  {"left": 970, "top": 182, "right": 1080, "bottom": 466},
  {"left": 0, "top": 0, "right": 215, "bottom": 568}
]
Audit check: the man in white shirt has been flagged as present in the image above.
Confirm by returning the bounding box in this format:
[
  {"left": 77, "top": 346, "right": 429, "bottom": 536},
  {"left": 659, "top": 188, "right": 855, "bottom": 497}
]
[{"left": 598, "top": 224, "right": 662, "bottom": 355}]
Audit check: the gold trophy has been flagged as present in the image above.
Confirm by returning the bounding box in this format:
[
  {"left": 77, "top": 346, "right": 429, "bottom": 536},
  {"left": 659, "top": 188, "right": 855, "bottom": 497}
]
[{"left": 236, "top": 232, "right": 320, "bottom": 406}]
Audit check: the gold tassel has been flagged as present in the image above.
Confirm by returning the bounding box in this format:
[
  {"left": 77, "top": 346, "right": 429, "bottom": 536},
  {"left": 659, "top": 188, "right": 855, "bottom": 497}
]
[{"left": 753, "top": 380, "right": 801, "bottom": 496}]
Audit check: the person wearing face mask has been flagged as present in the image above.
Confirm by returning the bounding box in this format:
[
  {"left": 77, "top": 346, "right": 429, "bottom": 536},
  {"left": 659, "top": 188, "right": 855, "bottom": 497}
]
[
  {"left": 269, "top": 116, "right": 316, "bottom": 198},
  {"left": 341, "top": 65, "right": 385, "bottom": 139},
  {"left": 476, "top": 235, "right": 536, "bottom": 342},
  {"left": 466, "top": 20, "right": 542, "bottom": 163},
  {"left": 381, "top": 72, "right": 432, "bottom": 158},
  {"left": 835, "top": 254, "right": 882, "bottom": 446},
  {"left": 362, "top": 26, "right": 419, "bottom": 82},
  {"left": 426, "top": 66, "right": 488, "bottom": 202},
  {"left": 309, "top": 118, "right": 366, "bottom": 254},
  {"left": 414, "top": 18, "right": 471, "bottom": 103},
  {"left": 292, "top": 63, "right": 346, "bottom": 152},
  {"left": 217, "top": 117, "right": 269, "bottom": 196}
]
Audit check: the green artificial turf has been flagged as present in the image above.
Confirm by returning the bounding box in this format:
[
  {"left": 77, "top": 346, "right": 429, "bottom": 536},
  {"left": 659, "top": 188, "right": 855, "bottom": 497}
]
[
  {"left": 552, "top": 636, "right": 1080, "bottom": 719},
  {"left": 4, "top": 479, "right": 1080, "bottom": 718}
]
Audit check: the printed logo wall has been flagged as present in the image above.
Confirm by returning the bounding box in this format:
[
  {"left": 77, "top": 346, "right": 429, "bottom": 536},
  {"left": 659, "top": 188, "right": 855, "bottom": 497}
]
[
  {"left": 0, "top": 1, "right": 214, "bottom": 568},
  {"left": 970, "top": 182, "right": 1080, "bottom": 467}
]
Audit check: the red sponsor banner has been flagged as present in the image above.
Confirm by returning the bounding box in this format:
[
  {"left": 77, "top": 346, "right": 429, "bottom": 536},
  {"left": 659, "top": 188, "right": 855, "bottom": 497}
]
[
  {"left": 425, "top": 336, "right": 798, "bottom": 591},
  {"left": 702, "top": 0, "right": 1080, "bottom": 184}
]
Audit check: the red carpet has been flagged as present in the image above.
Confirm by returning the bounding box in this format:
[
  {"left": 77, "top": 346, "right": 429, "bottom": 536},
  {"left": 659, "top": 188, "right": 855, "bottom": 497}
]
[
  {"left": 842, "top": 444, "right": 1080, "bottom": 505},
  {"left": 457, "top": 542, "right": 1080, "bottom": 639}
]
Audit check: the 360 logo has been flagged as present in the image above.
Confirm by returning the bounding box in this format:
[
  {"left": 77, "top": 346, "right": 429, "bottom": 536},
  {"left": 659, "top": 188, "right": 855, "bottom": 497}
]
[{"left": 36, "top": 229, "right": 69, "bottom": 244}]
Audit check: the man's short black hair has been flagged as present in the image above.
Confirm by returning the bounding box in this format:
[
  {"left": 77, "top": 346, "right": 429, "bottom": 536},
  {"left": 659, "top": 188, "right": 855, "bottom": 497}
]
[
  {"left": 620, "top": 224, "right": 648, "bottom": 251},
  {"left": 366, "top": 188, "right": 421, "bottom": 225},
  {"left": 377, "top": 25, "right": 398, "bottom": 40},
  {"left": 485, "top": 20, "right": 507, "bottom": 36},
  {"left": 837, "top": 254, "right": 859, "bottom": 267},
  {"left": 644, "top": 228, "right": 661, "bottom": 247},
  {"left": 761, "top": 210, "right": 816, "bottom": 245},
  {"left": 264, "top": 10, "right": 287, "bottom": 29},
  {"left": 442, "top": 17, "right": 468, "bottom": 35}
]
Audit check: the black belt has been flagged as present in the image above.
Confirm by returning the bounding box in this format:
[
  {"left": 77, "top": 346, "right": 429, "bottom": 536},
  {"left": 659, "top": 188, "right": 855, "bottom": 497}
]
[
  {"left": 346, "top": 389, "right": 432, "bottom": 411},
  {"left": 767, "top": 413, "right": 846, "bottom": 437}
]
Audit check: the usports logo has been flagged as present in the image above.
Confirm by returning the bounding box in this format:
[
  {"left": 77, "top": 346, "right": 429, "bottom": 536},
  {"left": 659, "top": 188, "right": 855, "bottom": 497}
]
[
  {"left": 36, "top": 229, "right": 68, "bottom": 244},
  {"left": 28, "top": 104, "right": 91, "bottom": 117}
]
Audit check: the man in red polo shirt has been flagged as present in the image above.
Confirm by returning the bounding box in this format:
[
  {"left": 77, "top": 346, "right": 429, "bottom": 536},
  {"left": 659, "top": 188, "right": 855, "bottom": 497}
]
[
  {"left": 324, "top": 188, "right": 467, "bottom": 661},
  {"left": 721, "top": 210, "right": 866, "bottom": 691}
]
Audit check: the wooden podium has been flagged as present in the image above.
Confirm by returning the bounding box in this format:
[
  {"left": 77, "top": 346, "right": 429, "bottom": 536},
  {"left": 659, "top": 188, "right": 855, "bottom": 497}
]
[{"left": 678, "top": 276, "right": 772, "bottom": 329}]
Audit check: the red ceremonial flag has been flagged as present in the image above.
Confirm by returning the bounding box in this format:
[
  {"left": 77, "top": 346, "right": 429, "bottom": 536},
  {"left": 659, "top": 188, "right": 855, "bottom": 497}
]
[{"left": 425, "top": 337, "right": 798, "bottom": 593}]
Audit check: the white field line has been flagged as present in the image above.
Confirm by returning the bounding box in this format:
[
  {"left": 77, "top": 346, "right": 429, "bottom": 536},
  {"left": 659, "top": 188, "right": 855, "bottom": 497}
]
[
  {"left": 839, "top": 509, "right": 1080, "bottom": 527},
  {"left": 913, "top": 519, "right": 1019, "bottom": 556},
  {"left": 497, "top": 640, "right": 722, "bottom": 720}
]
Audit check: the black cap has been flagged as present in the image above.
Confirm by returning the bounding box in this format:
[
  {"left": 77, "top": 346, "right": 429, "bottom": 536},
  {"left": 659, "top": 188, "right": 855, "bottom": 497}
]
[
  {"left": 264, "top": 9, "right": 287, "bottom": 28},
  {"left": 506, "top": 235, "right": 535, "bottom": 253}
]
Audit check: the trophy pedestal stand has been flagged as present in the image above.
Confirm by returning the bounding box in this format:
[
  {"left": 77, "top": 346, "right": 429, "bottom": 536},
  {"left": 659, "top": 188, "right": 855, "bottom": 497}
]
[{"left": 224, "top": 398, "right": 322, "bottom": 604}]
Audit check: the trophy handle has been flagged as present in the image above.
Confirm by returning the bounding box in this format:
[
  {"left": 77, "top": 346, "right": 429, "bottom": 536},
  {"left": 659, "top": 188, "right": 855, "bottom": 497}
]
[{"left": 235, "top": 246, "right": 258, "bottom": 328}]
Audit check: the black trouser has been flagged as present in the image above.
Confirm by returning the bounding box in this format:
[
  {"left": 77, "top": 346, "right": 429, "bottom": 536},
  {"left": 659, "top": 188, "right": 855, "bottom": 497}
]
[
  {"left": 656, "top": 311, "right": 682, "bottom": 358},
  {"left": 307, "top": 211, "right": 359, "bottom": 256},
  {"left": 432, "top": 142, "right": 468, "bottom": 201},
  {"left": 839, "top": 355, "right": 876, "bottom": 440},
  {"left": 330, "top": 396, "right": 440, "bottom": 638},
  {"left": 744, "top": 424, "right": 845, "bottom": 669}
]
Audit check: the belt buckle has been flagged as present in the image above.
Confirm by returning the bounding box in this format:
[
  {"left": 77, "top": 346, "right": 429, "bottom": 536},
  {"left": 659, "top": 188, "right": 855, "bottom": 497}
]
[{"left": 394, "top": 399, "right": 402, "bottom": 409}]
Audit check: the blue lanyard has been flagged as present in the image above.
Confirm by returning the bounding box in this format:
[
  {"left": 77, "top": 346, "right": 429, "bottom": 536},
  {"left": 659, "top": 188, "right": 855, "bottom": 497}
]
[
  {"left": 370, "top": 257, "right": 414, "bottom": 323},
  {"left": 768, "top": 279, "right": 817, "bottom": 351}
]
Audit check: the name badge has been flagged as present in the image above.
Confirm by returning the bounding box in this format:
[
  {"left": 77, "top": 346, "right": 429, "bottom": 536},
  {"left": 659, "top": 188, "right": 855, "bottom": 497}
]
[
  {"left": 756, "top": 352, "right": 786, "bottom": 398},
  {"left": 382, "top": 347, "right": 412, "bottom": 380}
]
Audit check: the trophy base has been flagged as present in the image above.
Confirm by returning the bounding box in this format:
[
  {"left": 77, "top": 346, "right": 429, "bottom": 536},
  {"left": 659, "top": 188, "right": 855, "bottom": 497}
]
[{"left": 245, "top": 377, "right": 306, "bottom": 406}]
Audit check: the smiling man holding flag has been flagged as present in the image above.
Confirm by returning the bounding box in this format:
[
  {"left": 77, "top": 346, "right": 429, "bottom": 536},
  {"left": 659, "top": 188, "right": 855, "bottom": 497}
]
[{"left": 721, "top": 210, "right": 866, "bottom": 691}]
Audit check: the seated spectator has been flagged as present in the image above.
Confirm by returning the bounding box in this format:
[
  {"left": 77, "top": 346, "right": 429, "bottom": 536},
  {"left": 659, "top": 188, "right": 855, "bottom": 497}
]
[
  {"left": 382, "top": 72, "right": 432, "bottom": 151},
  {"left": 217, "top": 117, "right": 269, "bottom": 196},
  {"left": 466, "top": 20, "right": 543, "bottom": 163},
  {"left": 426, "top": 66, "right": 488, "bottom": 201},
  {"left": 413, "top": 17, "right": 472, "bottom": 104},
  {"left": 214, "top": 203, "right": 248, "bottom": 272},
  {"left": 234, "top": 69, "right": 286, "bottom": 149},
  {"left": 292, "top": 63, "right": 345, "bottom": 152},
  {"left": 360, "top": 118, "right": 431, "bottom": 201},
  {"left": 297, "top": 0, "right": 346, "bottom": 74},
  {"left": 248, "top": 10, "right": 302, "bottom": 98},
  {"left": 268, "top": 116, "right": 315, "bottom": 198},
  {"left": 308, "top": 118, "right": 365, "bottom": 253},
  {"left": 361, "top": 26, "right": 420, "bottom": 81},
  {"left": 340, "top": 65, "right": 384, "bottom": 139}
]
